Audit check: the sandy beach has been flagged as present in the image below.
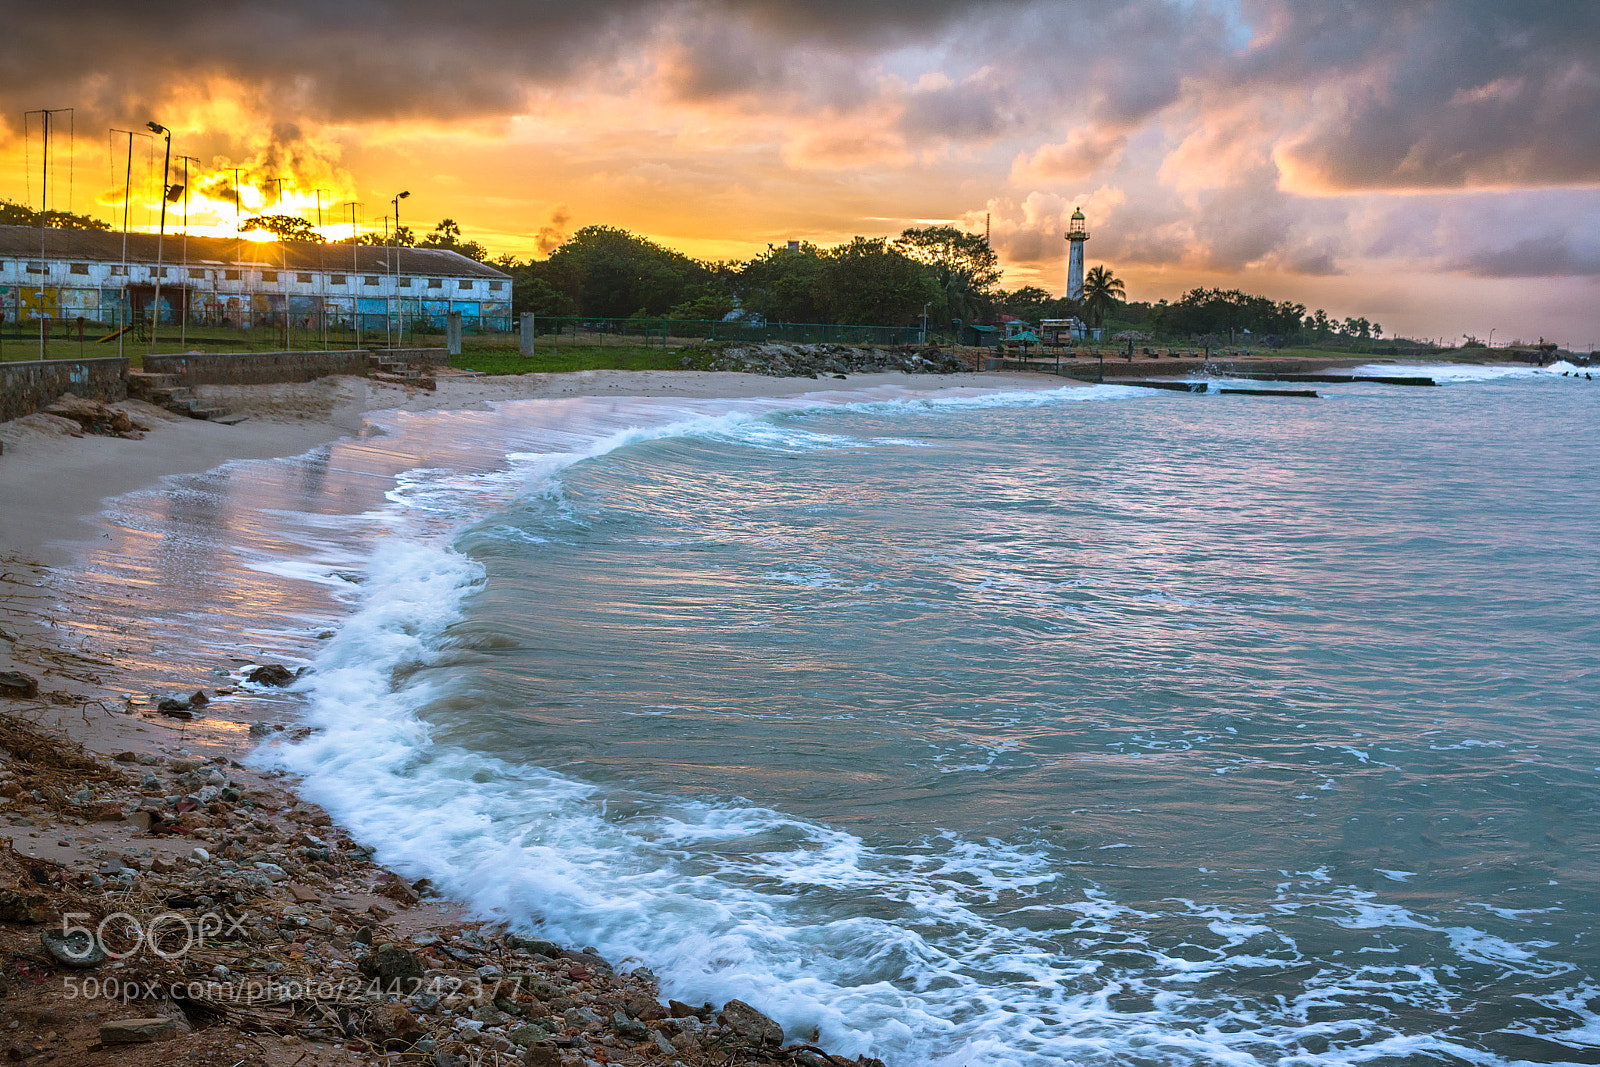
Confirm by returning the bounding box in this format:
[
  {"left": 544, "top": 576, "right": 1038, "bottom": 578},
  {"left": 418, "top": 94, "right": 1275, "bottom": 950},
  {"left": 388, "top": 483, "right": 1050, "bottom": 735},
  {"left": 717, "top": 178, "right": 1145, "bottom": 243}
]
[{"left": 0, "top": 367, "right": 1071, "bottom": 1067}]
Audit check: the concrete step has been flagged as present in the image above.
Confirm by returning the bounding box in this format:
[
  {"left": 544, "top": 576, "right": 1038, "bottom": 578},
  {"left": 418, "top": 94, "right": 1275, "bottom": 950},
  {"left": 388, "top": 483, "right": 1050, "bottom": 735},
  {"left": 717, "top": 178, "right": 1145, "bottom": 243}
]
[
  {"left": 213, "top": 414, "right": 249, "bottom": 426},
  {"left": 127, "top": 371, "right": 181, "bottom": 399},
  {"left": 186, "top": 406, "right": 229, "bottom": 421}
]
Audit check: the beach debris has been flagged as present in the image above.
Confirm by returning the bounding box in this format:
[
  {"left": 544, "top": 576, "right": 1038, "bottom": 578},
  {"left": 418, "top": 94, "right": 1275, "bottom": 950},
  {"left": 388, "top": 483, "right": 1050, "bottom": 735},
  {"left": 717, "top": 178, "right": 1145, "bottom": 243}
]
[
  {"left": 0, "top": 670, "right": 39, "bottom": 698},
  {"left": 244, "top": 663, "right": 296, "bottom": 687},
  {"left": 98, "top": 1018, "right": 176, "bottom": 1044},
  {"left": 155, "top": 694, "right": 195, "bottom": 719},
  {"left": 41, "top": 394, "right": 151, "bottom": 439},
  {"left": 39, "top": 926, "right": 105, "bottom": 967}
]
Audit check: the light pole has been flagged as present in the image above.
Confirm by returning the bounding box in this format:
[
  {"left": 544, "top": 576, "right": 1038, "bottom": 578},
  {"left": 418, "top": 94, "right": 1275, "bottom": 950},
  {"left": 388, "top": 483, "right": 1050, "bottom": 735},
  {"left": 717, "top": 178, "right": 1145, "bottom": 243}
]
[
  {"left": 921, "top": 302, "right": 930, "bottom": 346},
  {"left": 146, "top": 122, "right": 172, "bottom": 353},
  {"left": 390, "top": 191, "right": 409, "bottom": 348},
  {"left": 1488, "top": 328, "right": 1496, "bottom": 349}
]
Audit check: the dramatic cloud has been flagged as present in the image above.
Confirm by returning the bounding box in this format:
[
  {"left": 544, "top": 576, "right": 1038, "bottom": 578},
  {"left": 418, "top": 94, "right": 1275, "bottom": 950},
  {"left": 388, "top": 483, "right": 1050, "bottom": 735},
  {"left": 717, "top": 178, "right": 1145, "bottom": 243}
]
[{"left": 2, "top": 0, "right": 1597, "bottom": 340}]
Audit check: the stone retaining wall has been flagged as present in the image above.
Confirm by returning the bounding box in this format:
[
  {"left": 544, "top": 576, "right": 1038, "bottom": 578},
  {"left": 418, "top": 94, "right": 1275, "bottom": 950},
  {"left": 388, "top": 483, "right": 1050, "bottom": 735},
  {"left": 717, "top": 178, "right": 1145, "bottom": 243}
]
[
  {"left": 1, "top": 357, "right": 129, "bottom": 423},
  {"left": 144, "top": 350, "right": 371, "bottom": 386},
  {"left": 368, "top": 347, "right": 450, "bottom": 367}
]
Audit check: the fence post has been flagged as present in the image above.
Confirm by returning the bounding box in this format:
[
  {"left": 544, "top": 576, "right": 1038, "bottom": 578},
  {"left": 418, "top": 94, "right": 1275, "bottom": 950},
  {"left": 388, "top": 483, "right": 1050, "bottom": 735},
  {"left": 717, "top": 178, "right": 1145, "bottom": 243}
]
[
  {"left": 520, "top": 313, "right": 535, "bottom": 356},
  {"left": 447, "top": 310, "right": 463, "bottom": 356}
]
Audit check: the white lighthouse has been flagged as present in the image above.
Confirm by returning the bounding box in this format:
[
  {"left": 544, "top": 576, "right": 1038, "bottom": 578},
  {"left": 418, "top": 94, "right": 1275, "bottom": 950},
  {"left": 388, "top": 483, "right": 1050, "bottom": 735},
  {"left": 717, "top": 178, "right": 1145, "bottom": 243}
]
[{"left": 1064, "top": 206, "right": 1089, "bottom": 300}]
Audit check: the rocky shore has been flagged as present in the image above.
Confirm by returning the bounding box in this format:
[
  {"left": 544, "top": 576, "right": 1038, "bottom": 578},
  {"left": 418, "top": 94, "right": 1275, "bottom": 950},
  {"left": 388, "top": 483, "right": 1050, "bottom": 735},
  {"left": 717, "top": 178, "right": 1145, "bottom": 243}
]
[
  {"left": 0, "top": 560, "right": 882, "bottom": 1067},
  {"left": 687, "top": 342, "right": 971, "bottom": 378}
]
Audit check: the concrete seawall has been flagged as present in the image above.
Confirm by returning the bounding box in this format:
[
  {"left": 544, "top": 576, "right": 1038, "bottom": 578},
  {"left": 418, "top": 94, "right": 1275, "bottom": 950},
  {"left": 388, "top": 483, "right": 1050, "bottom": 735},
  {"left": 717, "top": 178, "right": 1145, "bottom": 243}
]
[
  {"left": 144, "top": 350, "right": 374, "bottom": 386},
  {"left": 0, "top": 357, "right": 129, "bottom": 423}
]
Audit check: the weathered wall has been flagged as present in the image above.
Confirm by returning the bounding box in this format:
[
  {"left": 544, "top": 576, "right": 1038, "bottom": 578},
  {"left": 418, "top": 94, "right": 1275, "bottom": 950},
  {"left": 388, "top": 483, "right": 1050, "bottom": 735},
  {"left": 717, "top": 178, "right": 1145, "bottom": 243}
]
[
  {"left": 144, "top": 350, "right": 371, "bottom": 386},
  {"left": 368, "top": 347, "right": 450, "bottom": 367},
  {"left": 1, "top": 357, "right": 128, "bottom": 423}
]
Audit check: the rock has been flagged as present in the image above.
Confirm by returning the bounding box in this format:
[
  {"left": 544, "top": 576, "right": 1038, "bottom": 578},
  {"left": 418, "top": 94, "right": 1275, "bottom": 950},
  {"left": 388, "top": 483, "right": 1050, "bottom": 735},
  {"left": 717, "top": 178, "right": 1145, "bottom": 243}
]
[
  {"left": 506, "top": 935, "right": 565, "bottom": 958},
  {"left": 521, "top": 1043, "right": 562, "bottom": 1067},
  {"left": 188, "top": 847, "right": 210, "bottom": 863},
  {"left": 367, "top": 1003, "right": 425, "bottom": 1047},
  {"left": 379, "top": 875, "right": 420, "bottom": 905},
  {"left": 360, "top": 943, "right": 425, "bottom": 991},
  {"left": 99, "top": 1018, "right": 175, "bottom": 1044},
  {"left": 719, "top": 999, "right": 783, "bottom": 1045},
  {"left": 124, "top": 811, "right": 153, "bottom": 833},
  {"left": 668, "top": 1000, "right": 700, "bottom": 1019},
  {"left": 288, "top": 884, "right": 319, "bottom": 903},
  {"left": 245, "top": 664, "right": 296, "bottom": 687},
  {"left": 0, "top": 888, "right": 52, "bottom": 923},
  {"left": 653, "top": 1031, "right": 678, "bottom": 1058},
  {"left": 189, "top": 690, "right": 210, "bottom": 707},
  {"left": 0, "top": 671, "right": 39, "bottom": 699},
  {"left": 40, "top": 928, "right": 105, "bottom": 967},
  {"left": 253, "top": 861, "right": 290, "bottom": 881},
  {"left": 623, "top": 991, "right": 665, "bottom": 1021},
  {"left": 612, "top": 1012, "right": 651, "bottom": 1041},
  {"left": 563, "top": 1006, "right": 602, "bottom": 1031},
  {"left": 156, "top": 696, "right": 194, "bottom": 720}
]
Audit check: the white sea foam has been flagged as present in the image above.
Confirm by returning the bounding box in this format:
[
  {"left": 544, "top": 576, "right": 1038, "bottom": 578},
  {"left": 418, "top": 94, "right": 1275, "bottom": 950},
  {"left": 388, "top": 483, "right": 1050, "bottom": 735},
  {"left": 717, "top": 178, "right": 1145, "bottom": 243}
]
[{"left": 1345, "top": 361, "right": 1576, "bottom": 382}]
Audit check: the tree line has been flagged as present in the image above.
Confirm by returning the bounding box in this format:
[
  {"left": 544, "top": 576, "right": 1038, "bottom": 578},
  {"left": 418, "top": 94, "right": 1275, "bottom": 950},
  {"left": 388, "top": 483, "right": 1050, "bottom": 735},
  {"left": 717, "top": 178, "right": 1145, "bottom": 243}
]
[
  {"left": 494, "top": 224, "right": 1033, "bottom": 330},
  {"left": 1115, "top": 289, "right": 1382, "bottom": 345},
  {"left": 9, "top": 199, "right": 1387, "bottom": 343}
]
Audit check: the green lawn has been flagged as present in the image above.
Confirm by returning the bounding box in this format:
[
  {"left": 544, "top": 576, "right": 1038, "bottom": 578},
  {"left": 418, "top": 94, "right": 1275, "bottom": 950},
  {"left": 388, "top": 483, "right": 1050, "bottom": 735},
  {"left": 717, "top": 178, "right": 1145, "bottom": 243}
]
[{"left": 449, "top": 342, "right": 701, "bottom": 375}]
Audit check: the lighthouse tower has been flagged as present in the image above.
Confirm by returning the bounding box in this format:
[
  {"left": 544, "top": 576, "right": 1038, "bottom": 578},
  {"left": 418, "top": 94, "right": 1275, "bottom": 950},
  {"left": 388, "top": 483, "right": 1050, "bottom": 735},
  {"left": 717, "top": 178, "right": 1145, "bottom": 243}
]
[{"left": 1064, "top": 206, "right": 1089, "bottom": 300}]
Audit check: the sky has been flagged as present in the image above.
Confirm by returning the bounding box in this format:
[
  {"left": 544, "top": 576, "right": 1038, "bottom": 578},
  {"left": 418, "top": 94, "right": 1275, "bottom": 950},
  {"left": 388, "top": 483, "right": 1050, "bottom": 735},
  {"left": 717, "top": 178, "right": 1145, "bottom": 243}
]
[{"left": 3, "top": 0, "right": 1598, "bottom": 345}]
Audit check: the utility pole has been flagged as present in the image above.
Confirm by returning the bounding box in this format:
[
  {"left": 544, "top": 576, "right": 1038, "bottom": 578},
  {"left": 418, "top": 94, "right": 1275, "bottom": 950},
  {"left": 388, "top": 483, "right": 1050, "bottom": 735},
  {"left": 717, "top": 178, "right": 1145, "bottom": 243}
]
[
  {"left": 348, "top": 202, "right": 362, "bottom": 346},
  {"left": 315, "top": 190, "right": 328, "bottom": 349},
  {"left": 109, "top": 129, "right": 144, "bottom": 358},
  {"left": 177, "top": 156, "right": 199, "bottom": 349},
  {"left": 229, "top": 167, "right": 244, "bottom": 310},
  {"left": 265, "top": 177, "right": 290, "bottom": 349},
  {"left": 26, "top": 108, "right": 72, "bottom": 358},
  {"left": 145, "top": 121, "right": 172, "bottom": 355}
]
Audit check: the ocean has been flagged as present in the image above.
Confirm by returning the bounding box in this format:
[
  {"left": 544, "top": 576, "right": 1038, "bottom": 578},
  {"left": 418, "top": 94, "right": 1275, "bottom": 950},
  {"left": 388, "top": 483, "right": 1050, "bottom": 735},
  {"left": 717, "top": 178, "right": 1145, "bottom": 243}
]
[{"left": 71, "top": 364, "right": 1600, "bottom": 1065}]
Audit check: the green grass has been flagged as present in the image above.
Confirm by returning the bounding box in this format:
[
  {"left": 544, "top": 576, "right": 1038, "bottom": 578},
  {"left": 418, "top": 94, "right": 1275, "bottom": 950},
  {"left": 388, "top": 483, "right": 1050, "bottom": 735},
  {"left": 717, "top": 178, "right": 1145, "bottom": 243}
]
[{"left": 449, "top": 342, "right": 702, "bottom": 376}]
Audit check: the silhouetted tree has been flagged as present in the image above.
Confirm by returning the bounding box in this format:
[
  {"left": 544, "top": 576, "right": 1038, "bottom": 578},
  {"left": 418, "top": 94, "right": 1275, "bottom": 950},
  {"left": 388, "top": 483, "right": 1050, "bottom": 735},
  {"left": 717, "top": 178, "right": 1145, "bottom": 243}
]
[
  {"left": 1080, "top": 265, "right": 1126, "bottom": 327},
  {"left": 0, "top": 199, "right": 110, "bottom": 230},
  {"left": 240, "top": 214, "right": 324, "bottom": 242}
]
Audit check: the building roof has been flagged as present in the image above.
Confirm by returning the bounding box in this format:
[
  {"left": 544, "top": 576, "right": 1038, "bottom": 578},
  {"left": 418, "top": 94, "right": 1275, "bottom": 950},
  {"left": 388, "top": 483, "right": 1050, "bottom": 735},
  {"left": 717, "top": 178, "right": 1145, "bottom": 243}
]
[{"left": 0, "top": 226, "right": 509, "bottom": 279}]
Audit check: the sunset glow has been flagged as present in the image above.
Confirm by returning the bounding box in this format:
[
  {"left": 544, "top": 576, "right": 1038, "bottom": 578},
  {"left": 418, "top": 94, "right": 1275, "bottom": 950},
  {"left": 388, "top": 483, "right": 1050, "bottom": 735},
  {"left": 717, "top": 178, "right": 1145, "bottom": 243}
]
[{"left": 4, "top": 1, "right": 1597, "bottom": 343}]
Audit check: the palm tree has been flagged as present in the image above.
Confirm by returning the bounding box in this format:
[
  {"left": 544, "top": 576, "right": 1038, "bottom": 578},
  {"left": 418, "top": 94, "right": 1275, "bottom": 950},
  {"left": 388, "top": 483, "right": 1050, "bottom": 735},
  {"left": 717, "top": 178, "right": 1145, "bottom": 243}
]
[{"left": 1080, "top": 265, "right": 1126, "bottom": 328}]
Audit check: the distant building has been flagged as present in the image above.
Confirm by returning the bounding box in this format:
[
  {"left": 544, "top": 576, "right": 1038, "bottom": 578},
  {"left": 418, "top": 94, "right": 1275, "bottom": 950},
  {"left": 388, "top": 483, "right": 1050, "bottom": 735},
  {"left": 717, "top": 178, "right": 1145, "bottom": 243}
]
[
  {"left": 0, "top": 226, "right": 511, "bottom": 333},
  {"left": 1041, "top": 318, "right": 1099, "bottom": 342}
]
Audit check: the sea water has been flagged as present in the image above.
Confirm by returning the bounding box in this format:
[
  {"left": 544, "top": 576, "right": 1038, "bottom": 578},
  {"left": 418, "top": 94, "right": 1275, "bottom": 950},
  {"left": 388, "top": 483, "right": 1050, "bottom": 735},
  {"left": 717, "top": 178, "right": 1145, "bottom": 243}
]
[{"left": 72, "top": 366, "right": 1600, "bottom": 1065}]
